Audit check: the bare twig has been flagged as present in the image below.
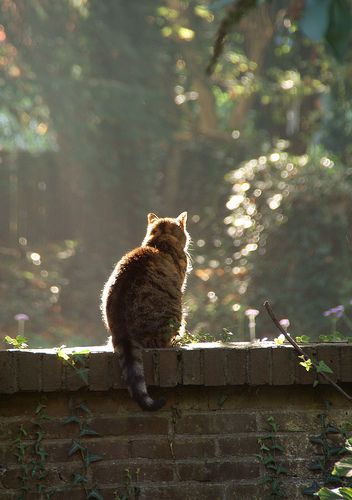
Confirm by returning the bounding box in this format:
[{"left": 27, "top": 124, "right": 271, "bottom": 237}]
[
  {"left": 206, "top": 0, "right": 256, "bottom": 75},
  {"left": 264, "top": 300, "right": 352, "bottom": 404}
]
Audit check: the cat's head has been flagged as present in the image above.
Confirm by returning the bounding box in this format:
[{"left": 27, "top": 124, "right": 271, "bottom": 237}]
[{"left": 143, "top": 212, "right": 190, "bottom": 250}]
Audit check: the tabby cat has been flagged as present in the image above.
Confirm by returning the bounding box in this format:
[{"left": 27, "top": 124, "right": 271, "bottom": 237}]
[{"left": 101, "top": 212, "right": 191, "bottom": 411}]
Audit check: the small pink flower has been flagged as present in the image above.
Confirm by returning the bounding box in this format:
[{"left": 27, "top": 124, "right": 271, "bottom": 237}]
[
  {"left": 14, "top": 314, "right": 29, "bottom": 322},
  {"left": 279, "top": 318, "right": 290, "bottom": 329},
  {"left": 245, "top": 309, "right": 259, "bottom": 318}
]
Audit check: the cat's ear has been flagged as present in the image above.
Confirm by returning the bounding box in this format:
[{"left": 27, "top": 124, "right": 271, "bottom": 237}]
[
  {"left": 177, "top": 211, "right": 187, "bottom": 228},
  {"left": 147, "top": 213, "right": 159, "bottom": 224}
]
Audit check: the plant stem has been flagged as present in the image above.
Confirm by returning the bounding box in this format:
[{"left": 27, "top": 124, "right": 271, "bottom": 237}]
[{"left": 264, "top": 301, "right": 352, "bottom": 404}]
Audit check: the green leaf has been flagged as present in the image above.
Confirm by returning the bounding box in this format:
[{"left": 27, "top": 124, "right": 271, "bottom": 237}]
[
  {"left": 4, "top": 335, "right": 29, "bottom": 349},
  {"left": 72, "top": 473, "right": 87, "bottom": 485},
  {"left": 85, "top": 453, "right": 103, "bottom": 466},
  {"left": 333, "top": 457, "right": 352, "bottom": 477},
  {"left": 75, "top": 368, "right": 89, "bottom": 384},
  {"left": 316, "top": 360, "right": 333, "bottom": 374},
  {"left": 317, "top": 487, "right": 344, "bottom": 499},
  {"left": 313, "top": 380, "right": 319, "bottom": 388},
  {"left": 300, "top": 0, "right": 331, "bottom": 41},
  {"left": 79, "top": 428, "right": 100, "bottom": 437},
  {"left": 68, "top": 440, "right": 83, "bottom": 457},
  {"left": 339, "top": 488, "right": 352, "bottom": 499},
  {"left": 87, "top": 489, "right": 104, "bottom": 500},
  {"left": 63, "top": 415, "right": 80, "bottom": 425}
]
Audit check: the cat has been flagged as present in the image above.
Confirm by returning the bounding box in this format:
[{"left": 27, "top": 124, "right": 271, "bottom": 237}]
[{"left": 101, "top": 212, "right": 191, "bottom": 411}]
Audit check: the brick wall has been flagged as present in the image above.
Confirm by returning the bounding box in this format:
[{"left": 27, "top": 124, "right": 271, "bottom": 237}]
[{"left": 0, "top": 343, "right": 351, "bottom": 499}]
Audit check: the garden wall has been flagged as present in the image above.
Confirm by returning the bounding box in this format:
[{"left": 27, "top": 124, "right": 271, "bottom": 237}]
[{"left": 1, "top": 343, "right": 352, "bottom": 499}]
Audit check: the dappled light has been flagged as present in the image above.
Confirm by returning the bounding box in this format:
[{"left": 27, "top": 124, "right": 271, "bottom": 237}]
[{"left": 0, "top": 0, "right": 352, "bottom": 349}]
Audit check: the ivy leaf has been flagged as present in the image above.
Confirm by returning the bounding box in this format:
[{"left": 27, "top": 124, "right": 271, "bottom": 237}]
[
  {"left": 79, "top": 428, "right": 100, "bottom": 437},
  {"left": 339, "top": 488, "right": 352, "bottom": 499},
  {"left": 87, "top": 489, "right": 104, "bottom": 500},
  {"left": 63, "top": 415, "right": 80, "bottom": 425},
  {"left": 332, "top": 457, "right": 352, "bottom": 477},
  {"left": 84, "top": 453, "right": 103, "bottom": 466},
  {"left": 316, "top": 360, "right": 333, "bottom": 374},
  {"left": 75, "top": 368, "right": 89, "bottom": 385},
  {"left": 316, "top": 487, "right": 344, "bottom": 499},
  {"left": 72, "top": 473, "right": 87, "bottom": 485},
  {"left": 68, "top": 440, "right": 83, "bottom": 457}
]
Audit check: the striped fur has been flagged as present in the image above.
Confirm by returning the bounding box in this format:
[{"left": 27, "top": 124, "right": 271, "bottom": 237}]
[{"left": 101, "top": 212, "right": 190, "bottom": 411}]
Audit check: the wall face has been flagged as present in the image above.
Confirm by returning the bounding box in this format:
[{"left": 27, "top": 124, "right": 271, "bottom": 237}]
[{"left": 0, "top": 344, "right": 351, "bottom": 500}]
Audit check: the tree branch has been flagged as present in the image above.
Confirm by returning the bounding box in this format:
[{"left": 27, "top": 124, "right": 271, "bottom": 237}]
[{"left": 264, "top": 300, "right": 352, "bottom": 404}]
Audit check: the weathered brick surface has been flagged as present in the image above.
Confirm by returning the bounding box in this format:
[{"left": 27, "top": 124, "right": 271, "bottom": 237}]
[
  {"left": 17, "top": 351, "right": 41, "bottom": 391},
  {"left": 88, "top": 352, "right": 111, "bottom": 391},
  {"left": 0, "top": 344, "right": 351, "bottom": 499},
  {"left": 203, "top": 348, "right": 227, "bottom": 386},
  {"left": 226, "top": 347, "right": 247, "bottom": 385},
  {"left": 41, "top": 354, "right": 62, "bottom": 392},
  {"left": 271, "top": 346, "right": 295, "bottom": 385},
  {"left": 158, "top": 349, "right": 179, "bottom": 387},
  {"left": 340, "top": 345, "right": 352, "bottom": 382},
  {"left": 248, "top": 347, "right": 271, "bottom": 385},
  {"left": 0, "top": 351, "right": 16, "bottom": 393},
  {"left": 181, "top": 348, "right": 202, "bottom": 385}
]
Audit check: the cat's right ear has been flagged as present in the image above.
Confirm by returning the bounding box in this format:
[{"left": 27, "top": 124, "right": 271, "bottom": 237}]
[{"left": 147, "top": 213, "right": 159, "bottom": 224}]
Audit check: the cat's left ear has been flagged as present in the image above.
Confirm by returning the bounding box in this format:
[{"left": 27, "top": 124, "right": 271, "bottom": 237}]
[
  {"left": 148, "top": 213, "right": 159, "bottom": 224},
  {"left": 177, "top": 211, "right": 187, "bottom": 228}
]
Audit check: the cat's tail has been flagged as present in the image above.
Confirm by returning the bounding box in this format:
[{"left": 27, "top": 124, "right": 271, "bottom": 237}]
[{"left": 116, "top": 337, "right": 166, "bottom": 411}]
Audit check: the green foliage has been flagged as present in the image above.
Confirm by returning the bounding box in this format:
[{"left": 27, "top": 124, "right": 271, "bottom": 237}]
[
  {"left": 303, "top": 414, "right": 351, "bottom": 497},
  {"left": 4, "top": 334, "right": 28, "bottom": 349},
  {"left": 256, "top": 416, "right": 287, "bottom": 497},
  {"left": 63, "top": 399, "right": 103, "bottom": 498}
]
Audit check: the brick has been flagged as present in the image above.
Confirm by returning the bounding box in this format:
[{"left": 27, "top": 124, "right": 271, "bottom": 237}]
[
  {"left": 203, "top": 348, "right": 227, "bottom": 386},
  {"left": 42, "top": 354, "right": 62, "bottom": 392},
  {"left": 130, "top": 437, "right": 172, "bottom": 459},
  {"left": 181, "top": 348, "right": 203, "bottom": 385},
  {"left": 227, "top": 347, "right": 247, "bottom": 385},
  {"left": 172, "top": 437, "right": 216, "bottom": 459},
  {"left": 177, "top": 460, "right": 259, "bottom": 481},
  {"left": 158, "top": 349, "right": 179, "bottom": 387},
  {"left": 316, "top": 344, "right": 339, "bottom": 383},
  {"left": 340, "top": 345, "right": 352, "bottom": 382},
  {"left": 2, "top": 465, "right": 72, "bottom": 489},
  {"left": 92, "top": 415, "right": 169, "bottom": 436},
  {"left": 225, "top": 482, "right": 263, "bottom": 499},
  {"left": 89, "top": 352, "right": 111, "bottom": 391},
  {"left": 272, "top": 346, "right": 294, "bottom": 385},
  {"left": 175, "top": 412, "right": 257, "bottom": 434},
  {"left": 17, "top": 351, "right": 41, "bottom": 391},
  {"left": 143, "top": 349, "right": 158, "bottom": 385},
  {"left": 139, "top": 483, "right": 225, "bottom": 500},
  {"left": 218, "top": 435, "right": 259, "bottom": 456},
  {"left": 294, "top": 347, "right": 316, "bottom": 385},
  {"left": 92, "top": 461, "right": 174, "bottom": 484},
  {"left": 248, "top": 347, "right": 271, "bottom": 385},
  {"left": 0, "top": 351, "right": 17, "bottom": 393},
  {"left": 43, "top": 437, "right": 130, "bottom": 462},
  {"left": 63, "top": 357, "right": 89, "bottom": 391},
  {"left": 257, "top": 410, "right": 320, "bottom": 432}
]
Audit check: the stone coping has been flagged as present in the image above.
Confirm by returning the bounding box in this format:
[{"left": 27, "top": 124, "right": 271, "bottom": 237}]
[{"left": 0, "top": 342, "right": 351, "bottom": 394}]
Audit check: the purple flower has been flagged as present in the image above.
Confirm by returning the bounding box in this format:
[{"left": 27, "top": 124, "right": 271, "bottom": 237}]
[
  {"left": 279, "top": 318, "right": 290, "bottom": 329},
  {"left": 14, "top": 314, "right": 29, "bottom": 321},
  {"left": 245, "top": 309, "right": 259, "bottom": 318},
  {"left": 323, "top": 305, "right": 344, "bottom": 318}
]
